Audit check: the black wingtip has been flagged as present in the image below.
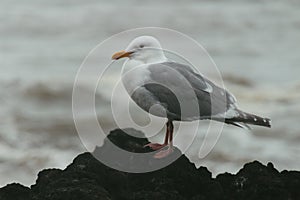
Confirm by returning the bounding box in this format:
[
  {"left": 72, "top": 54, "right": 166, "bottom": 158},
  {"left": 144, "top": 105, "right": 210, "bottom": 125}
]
[
  {"left": 226, "top": 110, "right": 272, "bottom": 128},
  {"left": 264, "top": 118, "right": 272, "bottom": 128}
]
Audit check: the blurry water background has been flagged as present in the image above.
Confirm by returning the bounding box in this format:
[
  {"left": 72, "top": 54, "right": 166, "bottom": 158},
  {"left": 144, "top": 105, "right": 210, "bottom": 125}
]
[{"left": 1, "top": 0, "right": 300, "bottom": 186}]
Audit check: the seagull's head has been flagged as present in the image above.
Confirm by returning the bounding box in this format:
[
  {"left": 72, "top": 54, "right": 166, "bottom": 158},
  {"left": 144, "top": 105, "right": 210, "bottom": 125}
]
[{"left": 112, "top": 36, "right": 167, "bottom": 64}]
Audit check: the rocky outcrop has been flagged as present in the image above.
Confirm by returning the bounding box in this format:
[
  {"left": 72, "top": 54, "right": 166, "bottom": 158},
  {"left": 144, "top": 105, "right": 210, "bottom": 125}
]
[{"left": 0, "top": 129, "right": 299, "bottom": 200}]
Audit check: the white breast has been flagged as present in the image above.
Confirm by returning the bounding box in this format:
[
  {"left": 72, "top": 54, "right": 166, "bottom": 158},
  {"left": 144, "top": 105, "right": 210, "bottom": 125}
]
[{"left": 121, "top": 59, "right": 151, "bottom": 95}]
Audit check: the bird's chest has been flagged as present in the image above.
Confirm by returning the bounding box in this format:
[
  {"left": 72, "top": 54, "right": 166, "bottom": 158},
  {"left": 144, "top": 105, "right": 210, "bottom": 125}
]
[{"left": 121, "top": 62, "right": 151, "bottom": 95}]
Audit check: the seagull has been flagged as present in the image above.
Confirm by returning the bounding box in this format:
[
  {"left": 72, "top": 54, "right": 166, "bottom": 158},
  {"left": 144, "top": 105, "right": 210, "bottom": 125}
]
[{"left": 112, "top": 36, "right": 271, "bottom": 158}]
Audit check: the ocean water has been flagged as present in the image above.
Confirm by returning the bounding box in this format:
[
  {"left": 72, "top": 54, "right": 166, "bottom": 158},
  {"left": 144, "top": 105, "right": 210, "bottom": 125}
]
[{"left": 1, "top": 0, "right": 300, "bottom": 186}]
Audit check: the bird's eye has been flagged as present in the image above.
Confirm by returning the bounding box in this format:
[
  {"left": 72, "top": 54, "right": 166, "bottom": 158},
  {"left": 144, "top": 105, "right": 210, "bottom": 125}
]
[{"left": 139, "top": 45, "right": 144, "bottom": 48}]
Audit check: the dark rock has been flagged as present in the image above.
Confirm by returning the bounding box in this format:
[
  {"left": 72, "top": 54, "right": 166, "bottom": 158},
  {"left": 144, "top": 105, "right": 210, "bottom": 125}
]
[
  {"left": 0, "top": 128, "right": 300, "bottom": 200},
  {"left": 216, "top": 160, "right": 295, "bottom": 200},
  {"left": 280, "top": 170, "right": 300, "bottom": 200},
  {"left": 0, "top": 183, "right": 30, "bottom": 200},
  {"left": 30, "top": 166, "right": 111, "bottom": 200}
]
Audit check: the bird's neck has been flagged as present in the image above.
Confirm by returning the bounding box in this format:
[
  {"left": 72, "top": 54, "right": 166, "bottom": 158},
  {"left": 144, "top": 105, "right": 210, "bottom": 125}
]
[
  {"left": 121, "top": 56, "right": 167, "bottom": 75},
  {"left": 144, "top": 54, "right": 168, "bottom": 64}
]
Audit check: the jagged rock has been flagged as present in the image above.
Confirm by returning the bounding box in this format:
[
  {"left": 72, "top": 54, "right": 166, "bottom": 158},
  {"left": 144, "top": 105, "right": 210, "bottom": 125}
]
[
  {"left": 0, "top": 128, "right": 299, "bottom": 200},
  {"left": 216, "top": 161, "right": 300, "bottom": 200},
  {"left": 0, "top": 183, "right": 30, "bottom": 200}
]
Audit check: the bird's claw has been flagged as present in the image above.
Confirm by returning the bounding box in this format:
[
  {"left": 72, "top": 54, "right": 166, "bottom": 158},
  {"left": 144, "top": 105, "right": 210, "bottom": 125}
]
[
  {"left": 144, "top": 143, "right": 167, "bottom": 150},
  {"left": 154, "top": 146, "right": 174, "bottom": 159}
]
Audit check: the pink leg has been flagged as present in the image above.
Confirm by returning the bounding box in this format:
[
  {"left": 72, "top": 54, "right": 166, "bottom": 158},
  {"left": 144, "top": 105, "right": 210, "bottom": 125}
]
[
  {"left": 153, "top": 120, "right": 174, "bottom": 159},
  {"left": 144, "top": 124, "right": 169, "bottom": 150}
]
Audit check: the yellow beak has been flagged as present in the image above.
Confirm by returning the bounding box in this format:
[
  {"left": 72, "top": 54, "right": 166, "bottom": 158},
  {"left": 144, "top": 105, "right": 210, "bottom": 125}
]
[{"left": 111, "top": 50, "right": 132, "bottom": 60}]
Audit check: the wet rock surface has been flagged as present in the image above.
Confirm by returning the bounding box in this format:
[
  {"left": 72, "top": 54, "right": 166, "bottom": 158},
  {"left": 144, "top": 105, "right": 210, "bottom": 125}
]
[{"left": 0, "top": 128, "right": 299, "bottom": 200}]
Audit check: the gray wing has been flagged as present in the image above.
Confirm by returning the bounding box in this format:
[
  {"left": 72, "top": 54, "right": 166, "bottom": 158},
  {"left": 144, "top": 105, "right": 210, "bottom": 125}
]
[{"left": 141, "top": 61, "right": 237, "bottom": 121}]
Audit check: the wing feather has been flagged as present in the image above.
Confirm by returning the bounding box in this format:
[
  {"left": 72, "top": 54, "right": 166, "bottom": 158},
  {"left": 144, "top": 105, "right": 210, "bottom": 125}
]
[{"left": 142, "top": 62, "right": 237, "bottom": 120}]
